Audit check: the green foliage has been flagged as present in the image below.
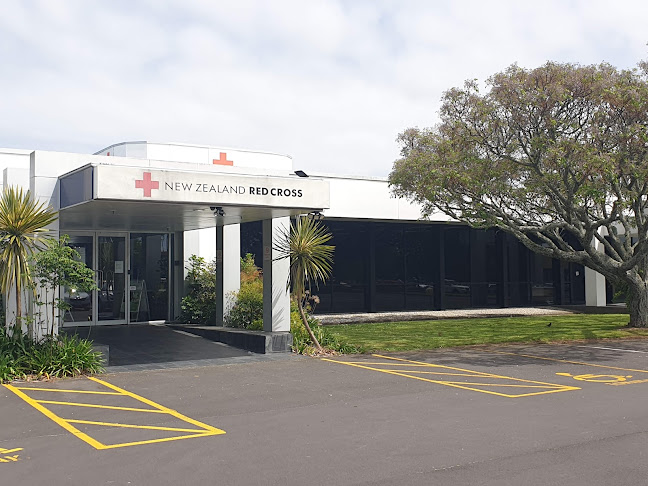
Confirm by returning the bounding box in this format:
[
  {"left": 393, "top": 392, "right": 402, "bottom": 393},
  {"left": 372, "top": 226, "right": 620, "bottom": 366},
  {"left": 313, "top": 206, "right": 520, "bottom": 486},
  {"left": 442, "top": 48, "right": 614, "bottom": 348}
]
[
  {"left": 389, "top": 61, "right": 648, "bottom": 327},
  {"left": 30, "top": 235, "right": 98, "bottom": 336},
  {"left": 290, "top": 301, "right": 363, "bottom": 355},
  {"left": 226, "top": 278, "right": 264, "bottom": 330},
  {"left": 0, "top": 186, "right": 58, "bottom": 335},
  {"left": 0, "top": 328, "right": 103, "bottom": 382},
  {"left": 275, "top": 217, "right": 335, "bottom": 352},
  {"left": 226, "top": 254, "right": 263, "bottom": 330},
  {"left": 180, "top": 255, "right": 217, "bottom": 324}
]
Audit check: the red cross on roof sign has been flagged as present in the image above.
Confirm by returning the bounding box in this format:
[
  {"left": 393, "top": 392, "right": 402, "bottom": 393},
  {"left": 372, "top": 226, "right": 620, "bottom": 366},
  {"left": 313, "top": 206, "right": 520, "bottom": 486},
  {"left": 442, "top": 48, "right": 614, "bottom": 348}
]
[{"left": 135, "top": 172, "right": 159, "bottom": 197}]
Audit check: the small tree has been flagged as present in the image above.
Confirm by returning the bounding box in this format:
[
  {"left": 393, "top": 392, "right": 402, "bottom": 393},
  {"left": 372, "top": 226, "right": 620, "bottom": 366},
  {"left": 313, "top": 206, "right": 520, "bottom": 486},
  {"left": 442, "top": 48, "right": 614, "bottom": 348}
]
[
  {"left": 31, "top": 235, "right": 98, "bottom": 338},
  {"left": 390, "top": 61, "right": 648, "bottom": 327},
  {"left": 0, "top": 187, "right": 57, "bottom": 336},
  {"left": 274, "top": 217, "right": 334, "bottom": 353}
]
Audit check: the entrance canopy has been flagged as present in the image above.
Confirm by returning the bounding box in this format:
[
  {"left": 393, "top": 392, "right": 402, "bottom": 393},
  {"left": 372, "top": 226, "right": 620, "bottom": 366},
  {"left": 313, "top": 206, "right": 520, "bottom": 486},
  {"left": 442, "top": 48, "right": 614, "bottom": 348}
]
[{"left": 58, "top": 164, "right": 330, "bottom": 231}]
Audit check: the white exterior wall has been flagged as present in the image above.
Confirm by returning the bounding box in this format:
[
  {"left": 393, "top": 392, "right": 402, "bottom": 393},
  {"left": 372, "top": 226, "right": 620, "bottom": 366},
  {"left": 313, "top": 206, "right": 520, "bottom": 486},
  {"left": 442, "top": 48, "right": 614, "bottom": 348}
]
[{"left": 317, "top": 173, "right": 450, "bottom": 222}]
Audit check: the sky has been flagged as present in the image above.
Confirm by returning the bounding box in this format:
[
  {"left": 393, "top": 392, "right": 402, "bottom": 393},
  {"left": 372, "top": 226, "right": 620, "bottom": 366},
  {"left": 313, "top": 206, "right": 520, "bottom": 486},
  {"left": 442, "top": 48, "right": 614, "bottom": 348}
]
[{"left": 1, "top": 1, "right": 647, "bottom": 177}]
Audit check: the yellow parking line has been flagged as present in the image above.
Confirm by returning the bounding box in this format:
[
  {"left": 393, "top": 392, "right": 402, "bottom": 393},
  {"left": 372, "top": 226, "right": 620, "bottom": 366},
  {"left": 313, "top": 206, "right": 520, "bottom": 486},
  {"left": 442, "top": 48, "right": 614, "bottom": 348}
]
[
  {"left": 4, "top": 377, "right": 226, "bottom": 450},
  {"left": 3, "top": 384, "right": 106, "bottom": 450},
  {"left": 324, "top": 354, "right": 580, "bottom": 398},
  {"left": 489, "top": 351, "right": 648, "bottom": 374},
  {"left": 34, "top": 400, "right": 167, "bottom": 413},
  {"left": 88, "top": 377, "right": 225, "bottom": 434},
  {"left": 65, "top": 419, "right": 208, "bottom": 433},
  {"left": 373, "top": 354, "right": 576, "bottom": 387},
  {"left": 99, "top": 433, "right": 218, "bottom": 450},
  {"left": 13, "top": 387, "right": 123, "bottom": 396}
]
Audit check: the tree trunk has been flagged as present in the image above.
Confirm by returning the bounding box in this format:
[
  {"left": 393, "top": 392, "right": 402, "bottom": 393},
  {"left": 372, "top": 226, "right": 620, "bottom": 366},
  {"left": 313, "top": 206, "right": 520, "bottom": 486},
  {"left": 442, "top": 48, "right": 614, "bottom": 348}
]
[
  {"left": 626, "top": 282, "right": 648, "bottom": 327},
  {"left": 298, "top": 297, "right": 323, "bottom": 353},
  {"left": 13, "top": 277, "right": 22, "bottom": 337}
]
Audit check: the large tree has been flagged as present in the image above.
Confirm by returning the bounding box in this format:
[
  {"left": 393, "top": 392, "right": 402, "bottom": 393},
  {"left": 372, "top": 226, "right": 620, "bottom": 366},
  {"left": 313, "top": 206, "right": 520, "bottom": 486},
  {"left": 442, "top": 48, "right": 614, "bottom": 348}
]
[{"left": 390, "top": 61, "right": 648, "bottom": 327}]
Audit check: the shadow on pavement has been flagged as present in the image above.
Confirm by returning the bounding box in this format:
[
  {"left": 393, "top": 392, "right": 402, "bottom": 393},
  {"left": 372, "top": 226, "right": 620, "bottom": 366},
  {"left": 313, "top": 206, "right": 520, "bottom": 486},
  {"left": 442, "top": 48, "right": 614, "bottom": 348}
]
[{"left": 62, "top": 324, "right": 250, "bottom": 367}]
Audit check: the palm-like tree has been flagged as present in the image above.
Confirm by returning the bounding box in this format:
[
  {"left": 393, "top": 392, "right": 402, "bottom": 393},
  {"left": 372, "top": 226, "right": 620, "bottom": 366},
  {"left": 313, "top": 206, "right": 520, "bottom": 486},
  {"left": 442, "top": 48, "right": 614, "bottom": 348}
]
[
  {"left": 275, "top": 217, "right": 334, "bottom": 353},
  {"left": 0, "top": 187, "right": 58, "bottom": 336}
]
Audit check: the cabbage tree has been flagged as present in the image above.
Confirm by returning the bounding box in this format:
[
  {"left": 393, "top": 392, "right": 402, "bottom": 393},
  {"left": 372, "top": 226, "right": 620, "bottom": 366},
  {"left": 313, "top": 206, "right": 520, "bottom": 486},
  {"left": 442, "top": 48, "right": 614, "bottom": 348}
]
[
  {"left": 275, "top": 217, "right": 334, "bottom": 352},
  {"left": 0, "top": 187, "right": 57, "bottom": 336}
]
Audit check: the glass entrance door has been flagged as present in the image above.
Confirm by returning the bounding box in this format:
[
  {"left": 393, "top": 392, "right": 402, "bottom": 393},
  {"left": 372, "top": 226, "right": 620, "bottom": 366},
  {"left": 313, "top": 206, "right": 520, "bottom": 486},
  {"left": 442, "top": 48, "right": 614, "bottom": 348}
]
[
  {"left": 97, "top": 235, "right": 127, "bottom": 324},
  {"left": 129, "top": 233, "right": 170, "bottom": 322}
]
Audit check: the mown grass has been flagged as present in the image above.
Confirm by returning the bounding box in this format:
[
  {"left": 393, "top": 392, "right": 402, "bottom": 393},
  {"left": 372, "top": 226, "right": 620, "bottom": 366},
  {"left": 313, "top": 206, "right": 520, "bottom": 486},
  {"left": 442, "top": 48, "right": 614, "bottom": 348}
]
[{"left": 326, "top": 314, "right": 648, "bottom": 353}]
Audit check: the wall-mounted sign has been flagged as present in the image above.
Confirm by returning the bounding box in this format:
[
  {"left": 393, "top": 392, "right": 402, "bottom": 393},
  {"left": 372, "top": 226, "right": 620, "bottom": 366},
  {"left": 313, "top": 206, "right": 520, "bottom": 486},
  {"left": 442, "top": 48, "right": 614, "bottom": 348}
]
[{"left": 94, "top": 166, "right": 330, "bottom": 210}]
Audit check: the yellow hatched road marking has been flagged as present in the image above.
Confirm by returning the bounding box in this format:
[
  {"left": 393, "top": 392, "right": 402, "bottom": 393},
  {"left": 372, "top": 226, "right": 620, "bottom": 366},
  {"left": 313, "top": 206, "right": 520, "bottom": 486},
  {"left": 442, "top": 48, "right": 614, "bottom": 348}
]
[
  {"left": 98, "top": 433, "right": 217, "bottom": 450},
  {"left": 323, "top": 354, "right": 580, "bottom": 398},
  {"left": 13, "top": 387, "right": 123, "bottom": 395},
  {"left": 3, "top": 384, "right": 106, "bottom": 449},
  {"left": 34, "top": 400, "right": 168, "bottom": 413},
  {"left": 88, "top": 377, "right": 225, "bottom": 434},
  {"left": 489, "top": 350, "right": 648, "bottom": 374},
  {"left": 65, "top": 419, "right": 208, "bottom": 433},
  {"left": 3, "top": 377, "right": 225, "bottom": 450}
]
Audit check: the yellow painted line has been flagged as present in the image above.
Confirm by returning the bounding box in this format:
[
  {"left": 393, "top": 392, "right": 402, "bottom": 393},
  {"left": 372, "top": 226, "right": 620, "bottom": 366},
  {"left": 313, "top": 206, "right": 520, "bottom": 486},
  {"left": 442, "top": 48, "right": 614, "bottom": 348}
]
[
  {"left": 3, "top": 384, "right": 107, "bottom": 450},
  {"left": 65, "top": 419, "right": 208, "bottom": 433},
  {"left": 435, "top": 382, "right": 567, "bottom": 389},
  {"left": 13, "top": 387, "right": 123, "bottom": 396},
  {"left": 323, "top": 358, "right": 579, "bottom": 398},
  {"left": 99, "top": 432, "right": 219, "bottom": 450},
  {"left": 88, "top": 377, "right": 225, "bottom": 434},
  {"left": 375, "top": 370, "right": 511, "bottom": 378},
  {"left": 34, "top": 400, "right": 167, "bottom": 413},
  {"left": 489, "top": 351, "right": 648, "bottom": 374},
  {"left": 373, "top": 354, "right": 579, "bottom": 388},
  {"left": 340, "top": 362, "right": 446, "bottom": 367}
]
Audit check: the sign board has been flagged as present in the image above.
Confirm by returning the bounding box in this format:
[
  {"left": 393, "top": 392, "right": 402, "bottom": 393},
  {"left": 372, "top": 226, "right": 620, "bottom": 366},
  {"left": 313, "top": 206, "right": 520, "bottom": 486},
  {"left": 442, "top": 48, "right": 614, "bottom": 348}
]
[{"left": 94, "top": 165, "right": 330, "bottom": 210}]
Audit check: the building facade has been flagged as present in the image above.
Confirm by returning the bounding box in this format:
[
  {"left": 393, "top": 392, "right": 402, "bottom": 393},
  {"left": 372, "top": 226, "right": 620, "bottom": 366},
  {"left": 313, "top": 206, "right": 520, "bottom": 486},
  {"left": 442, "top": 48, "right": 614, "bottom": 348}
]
[{"left": 0, "top": 142, "right": 607, "bottom": 337}]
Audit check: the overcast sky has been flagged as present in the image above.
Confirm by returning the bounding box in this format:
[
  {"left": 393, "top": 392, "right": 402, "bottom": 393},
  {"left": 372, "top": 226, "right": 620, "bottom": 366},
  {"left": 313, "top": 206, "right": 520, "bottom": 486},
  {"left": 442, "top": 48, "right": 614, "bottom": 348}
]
[{"left": 1, "top": 1, "right": 647, "bottom": 177}]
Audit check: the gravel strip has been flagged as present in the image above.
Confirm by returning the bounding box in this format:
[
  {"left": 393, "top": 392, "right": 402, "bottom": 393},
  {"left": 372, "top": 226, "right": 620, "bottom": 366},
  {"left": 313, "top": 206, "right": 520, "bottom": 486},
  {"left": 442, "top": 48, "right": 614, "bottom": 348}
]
[{"left": 318, "top": 307, "right": 574, "bottom": 325}]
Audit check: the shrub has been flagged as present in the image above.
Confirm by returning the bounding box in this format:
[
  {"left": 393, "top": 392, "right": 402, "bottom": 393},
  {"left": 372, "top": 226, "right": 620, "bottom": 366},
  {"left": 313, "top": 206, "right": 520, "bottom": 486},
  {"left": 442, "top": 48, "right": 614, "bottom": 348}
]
[
  {"left": 226, "top": 278, "right": 264, "bottom": 330},
  {"left": 290, "top": 301, "right": 364, "bottom": 355},
  {"left": 0, "top": 329, "right": 104, "bottom": 382},
  {"left": 225, "top": 254, "right": 264, "bottom": 330},
  {"left": 180, "top": 256, "right": 217, "bottom": 324}
]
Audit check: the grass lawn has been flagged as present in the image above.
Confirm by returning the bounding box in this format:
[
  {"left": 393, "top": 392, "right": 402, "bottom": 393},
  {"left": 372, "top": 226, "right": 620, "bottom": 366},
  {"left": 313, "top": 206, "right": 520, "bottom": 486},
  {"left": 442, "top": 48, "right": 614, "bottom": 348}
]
[{"left": 326, "top": 314, "right": 648, "bottom": 352}]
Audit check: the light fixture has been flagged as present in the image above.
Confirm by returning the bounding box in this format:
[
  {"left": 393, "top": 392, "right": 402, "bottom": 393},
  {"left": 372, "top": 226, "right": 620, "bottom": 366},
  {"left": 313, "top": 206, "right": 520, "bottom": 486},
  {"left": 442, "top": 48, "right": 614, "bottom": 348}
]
[
  {"left": 307, "top": 210, "right": 323, "bottom": 221},
  {"left": 210, "top": 206, "right": 225, "bottom": 217},
  {"left": 294, "top": 170, "right": 308, "bottom": 178}
]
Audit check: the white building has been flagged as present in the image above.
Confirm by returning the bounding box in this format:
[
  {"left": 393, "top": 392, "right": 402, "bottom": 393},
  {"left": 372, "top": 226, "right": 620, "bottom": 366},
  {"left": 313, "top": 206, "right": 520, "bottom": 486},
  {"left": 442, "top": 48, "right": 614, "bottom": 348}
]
[{"left": 0, "top": 142, "right": 608, "bottom": 346}]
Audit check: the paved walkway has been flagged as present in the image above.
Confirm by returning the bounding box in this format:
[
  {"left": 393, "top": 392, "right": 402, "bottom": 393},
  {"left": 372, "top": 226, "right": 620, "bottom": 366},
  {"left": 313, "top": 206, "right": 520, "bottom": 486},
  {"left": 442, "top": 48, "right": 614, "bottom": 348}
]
[{"left": 318, "top": 306, "right": 575, "bottom": 325}]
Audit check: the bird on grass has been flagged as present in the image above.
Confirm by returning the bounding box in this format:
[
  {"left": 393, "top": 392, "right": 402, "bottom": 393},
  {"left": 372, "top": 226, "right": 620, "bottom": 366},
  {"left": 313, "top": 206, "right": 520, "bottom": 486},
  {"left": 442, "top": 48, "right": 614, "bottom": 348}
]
[{"left": 546, "top": 322, "right": 552, "bottom": 327}]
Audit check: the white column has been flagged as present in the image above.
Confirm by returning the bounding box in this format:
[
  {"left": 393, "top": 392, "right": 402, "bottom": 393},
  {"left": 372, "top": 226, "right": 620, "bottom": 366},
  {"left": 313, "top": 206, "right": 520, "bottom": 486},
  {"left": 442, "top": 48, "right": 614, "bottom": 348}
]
[
  {"left": 585, "top": 267, "right": 607, "bottom": 306},
  {"left": 263, "top": 217, "right": 291, "bottom": 332},
  {"left": 585, "top": 234, "right": 607, "bottom": 307},
  {"left": 215, "top": 224, "right": 240, "bottom": 325}
]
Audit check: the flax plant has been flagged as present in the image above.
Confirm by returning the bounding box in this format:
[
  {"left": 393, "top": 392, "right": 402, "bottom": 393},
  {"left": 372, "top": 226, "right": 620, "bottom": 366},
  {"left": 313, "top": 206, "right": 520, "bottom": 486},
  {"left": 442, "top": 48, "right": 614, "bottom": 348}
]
[
  {"left": 0, "top": 187, "right": 57, "bottom": 336},
  {"left": 275, "top": 217, "right": 334, "bottom": 353}
]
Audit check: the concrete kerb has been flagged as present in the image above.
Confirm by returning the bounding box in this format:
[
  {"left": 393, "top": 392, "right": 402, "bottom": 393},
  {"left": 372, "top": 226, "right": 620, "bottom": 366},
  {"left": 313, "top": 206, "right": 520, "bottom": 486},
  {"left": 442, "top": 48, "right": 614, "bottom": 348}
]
[{"left": 317, "top": 307, "right": 577, "bottom": 325}]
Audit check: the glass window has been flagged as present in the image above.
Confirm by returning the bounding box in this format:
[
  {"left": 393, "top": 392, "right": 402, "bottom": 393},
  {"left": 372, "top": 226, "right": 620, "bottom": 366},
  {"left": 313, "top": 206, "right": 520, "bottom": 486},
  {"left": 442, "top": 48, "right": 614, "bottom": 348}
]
[
  {"left": 325, "top": 221, "right": 367, "bottom": 313},
  {"left": 63, "top": 235, "right": 94, "bottom": 323},
  {"left": 444, "top": 227, "right": 471, "bottom": 308},
  {"left": 375, "top": 224, "right": 405, "bottom": 311},
  {"left": 404, "top": 227, "right": 437, "bottom": 310},
  {"left": 130, "top": 233, "right": 170, "bottom": 321}
]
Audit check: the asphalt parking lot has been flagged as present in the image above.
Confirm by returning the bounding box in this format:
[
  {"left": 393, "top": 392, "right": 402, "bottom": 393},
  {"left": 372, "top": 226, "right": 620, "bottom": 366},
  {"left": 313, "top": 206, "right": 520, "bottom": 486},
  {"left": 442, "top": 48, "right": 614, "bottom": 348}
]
[{"left": 3, "top": 340, "right": 648, "bottom": 485}]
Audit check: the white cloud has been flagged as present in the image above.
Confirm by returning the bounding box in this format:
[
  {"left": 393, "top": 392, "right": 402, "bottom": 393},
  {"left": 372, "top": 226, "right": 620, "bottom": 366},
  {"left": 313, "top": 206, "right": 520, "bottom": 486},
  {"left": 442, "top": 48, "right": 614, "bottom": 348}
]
[{"left": 1, "top": 0, "right": 647, "bottom": 176}]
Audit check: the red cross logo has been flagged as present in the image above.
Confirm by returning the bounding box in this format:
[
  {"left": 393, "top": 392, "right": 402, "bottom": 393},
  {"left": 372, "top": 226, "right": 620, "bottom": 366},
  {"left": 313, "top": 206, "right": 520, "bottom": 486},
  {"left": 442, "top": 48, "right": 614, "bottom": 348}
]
[
  {"left": 135, "top": 172, "right": 159, "bottom": 197},
  {"left": 213, "top": 152, "right": 233, "bottom": 166}
]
